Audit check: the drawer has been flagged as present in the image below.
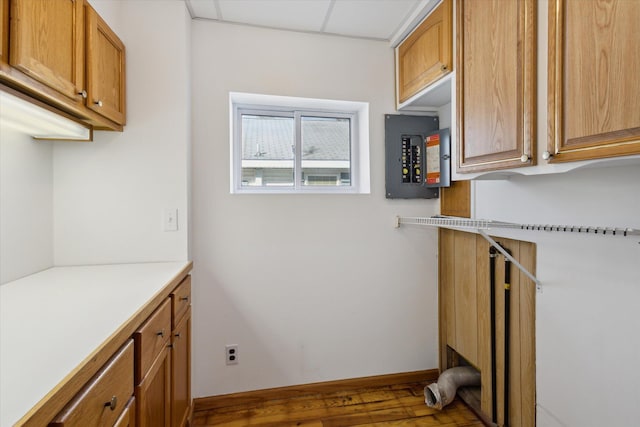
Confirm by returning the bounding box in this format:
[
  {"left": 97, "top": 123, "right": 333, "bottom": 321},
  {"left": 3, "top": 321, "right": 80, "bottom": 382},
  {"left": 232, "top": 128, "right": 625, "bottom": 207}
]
[
  {"left": 49, "top": 340, "right": 134, "bottom": 427},
  {"left": 134, "top": 298, "right": 171, "bottom": 383},
  {"left": 171, "top": 275, "right": 191, "bottom": 327}
]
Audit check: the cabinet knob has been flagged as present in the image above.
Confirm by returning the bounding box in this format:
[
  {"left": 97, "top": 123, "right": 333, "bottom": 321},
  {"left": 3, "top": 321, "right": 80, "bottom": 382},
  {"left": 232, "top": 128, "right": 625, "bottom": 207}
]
[
  {"left": 175, "top": 332, "right": 181, "bottom": 338},
  {"left": 542, "top": 150, "right": 553, "bottom": 160},
  {"left": 104, "top": 395, "right": 117, "bottom": 411},
  {"left": 180, "top": 296, "right": 189, "bottom": 302},
  {"left": 520, "top": 154, "right": 530, "bottom": 163},
  {"left": 156, "top": 330, "right": 165, "bottom": 337},
  {"left": 78, "top": 90, "right": 87, "bottom": 99},
  {"left": 441, "top": 64, "right": 448, "bottom": 71},
  {"left": 94, "top": 100, "right": 103, "bottom": 107}
]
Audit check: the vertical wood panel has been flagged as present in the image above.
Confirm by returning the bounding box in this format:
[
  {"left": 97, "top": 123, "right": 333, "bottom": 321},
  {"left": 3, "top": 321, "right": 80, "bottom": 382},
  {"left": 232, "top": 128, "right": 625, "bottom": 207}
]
[
  {"left": 439, "top": 231, "right": 535, "bottom": 426},
  {"left": 475, "top": 236, "right": 492, "bottom": 416},
  {"left": 453, "top": 231, "right": 478, "bottom": 365},
  {"left": 439, "top": 229, "right": 457, "bottom": 372},
  {"left": 508, "top": 242, "right": 522, "bottom": 426},
  {"left": 519, "top": 241, "right": 536, "bottom": 427}
]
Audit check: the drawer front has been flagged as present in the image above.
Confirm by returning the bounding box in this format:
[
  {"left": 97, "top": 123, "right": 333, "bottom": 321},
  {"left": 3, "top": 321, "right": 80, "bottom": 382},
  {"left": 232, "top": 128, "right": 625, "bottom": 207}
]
[
  {"left": 171, "top": 275, "right": 191, "bottom": 328},
  {"left": 134, "top": 298, "right": 171, "bottom": 383},
  {"left": 49, "top": 340, "right": 134, "bottom": 427}
]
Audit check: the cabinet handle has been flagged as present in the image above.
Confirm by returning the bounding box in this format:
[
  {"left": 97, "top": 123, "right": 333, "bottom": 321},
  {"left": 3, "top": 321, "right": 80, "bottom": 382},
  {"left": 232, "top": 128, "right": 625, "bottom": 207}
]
[
  {"left": 175, "top": 332, "right": 181, "bottom": 338},
  {"left": 104, "top": 395, "right": 117, "bottom": 411},
  {"left": 156, "top": 330, "right": 165, "bottom": 337},
  {"left": 94, "top": 100, "right": 103, "bottom": 107},
  {"left": 180, "top": 296, "right": 189, "bottom": 302},
  {"left": 78, "top": 90, "right": 87, "bottom": 99}
]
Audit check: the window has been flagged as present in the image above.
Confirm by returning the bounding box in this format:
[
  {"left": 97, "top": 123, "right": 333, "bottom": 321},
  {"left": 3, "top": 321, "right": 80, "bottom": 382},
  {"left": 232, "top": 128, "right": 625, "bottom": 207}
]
[{"left": 230, "top": 92, "right": 370, "bottom": 194}]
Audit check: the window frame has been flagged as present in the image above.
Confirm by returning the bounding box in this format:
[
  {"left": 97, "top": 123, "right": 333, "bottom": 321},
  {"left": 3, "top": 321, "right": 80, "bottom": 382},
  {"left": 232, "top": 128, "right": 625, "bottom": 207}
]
[{"left": 230, "top": 93, "right": 368, "bottom": 194}]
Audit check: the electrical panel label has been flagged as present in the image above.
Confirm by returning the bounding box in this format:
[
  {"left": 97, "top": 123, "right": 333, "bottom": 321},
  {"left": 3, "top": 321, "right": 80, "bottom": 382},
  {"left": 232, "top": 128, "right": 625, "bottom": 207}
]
[{"left": 426, "top": 134, "right": 440, "bottom": 184}]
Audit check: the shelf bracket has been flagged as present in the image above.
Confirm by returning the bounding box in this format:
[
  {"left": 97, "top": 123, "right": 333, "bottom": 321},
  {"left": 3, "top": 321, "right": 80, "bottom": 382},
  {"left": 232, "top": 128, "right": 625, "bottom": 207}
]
[{"left": 478, "top": 230, "right": 542, "bottom": 293}]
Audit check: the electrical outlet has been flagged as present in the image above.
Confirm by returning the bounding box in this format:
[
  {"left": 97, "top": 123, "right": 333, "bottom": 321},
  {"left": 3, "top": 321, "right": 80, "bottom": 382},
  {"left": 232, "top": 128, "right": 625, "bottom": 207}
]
[{"left": 225, "top": 344, "right": 238, "bottom": 365}]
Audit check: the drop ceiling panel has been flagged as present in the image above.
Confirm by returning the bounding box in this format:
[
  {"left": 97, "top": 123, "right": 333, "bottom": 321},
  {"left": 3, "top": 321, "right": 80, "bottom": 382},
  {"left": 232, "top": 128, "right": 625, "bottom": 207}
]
[
  {"left": 324, "top": 0, "right": 420, "bottom": 39},
  {"left": 218, "top": 0, "right": 332, "bottom": 32},
  {"left": 187, "top": 0, "right": 219, "bottom": 20}
]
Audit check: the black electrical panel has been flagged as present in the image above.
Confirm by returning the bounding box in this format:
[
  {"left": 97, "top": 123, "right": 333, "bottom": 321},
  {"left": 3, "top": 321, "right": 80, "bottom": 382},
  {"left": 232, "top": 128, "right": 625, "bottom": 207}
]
[{"left": 385, "top": 114, "right": 450, "bottom": 199}]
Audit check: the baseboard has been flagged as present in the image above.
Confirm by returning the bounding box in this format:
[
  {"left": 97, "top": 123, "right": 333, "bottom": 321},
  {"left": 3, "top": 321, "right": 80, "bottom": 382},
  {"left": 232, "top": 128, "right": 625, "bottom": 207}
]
[{"left": 193, "top": 369, "right": 439, "bottom": 412}]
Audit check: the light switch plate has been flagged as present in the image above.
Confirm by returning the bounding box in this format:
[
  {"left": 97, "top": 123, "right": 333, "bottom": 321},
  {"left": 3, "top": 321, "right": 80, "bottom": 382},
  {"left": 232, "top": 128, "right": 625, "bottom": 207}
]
[{"left": 164, "top": 208, "right": 178, "bottom": 231}]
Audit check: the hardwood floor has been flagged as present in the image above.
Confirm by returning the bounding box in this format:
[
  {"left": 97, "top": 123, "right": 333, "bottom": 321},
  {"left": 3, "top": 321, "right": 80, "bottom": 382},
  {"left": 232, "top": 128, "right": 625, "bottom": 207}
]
[{"left": 192, "top": 381, "right": 484, "bottom": 426}]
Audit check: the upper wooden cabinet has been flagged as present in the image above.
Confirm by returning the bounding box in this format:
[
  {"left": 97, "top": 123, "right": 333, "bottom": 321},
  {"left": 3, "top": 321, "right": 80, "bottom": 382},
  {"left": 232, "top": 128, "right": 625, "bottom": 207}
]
[
  {"left": 86, "top": 3, "right": 125, "bottom": 125},
  {"left": 0, "top": 0, "right": 8, "bottom": 64},
  {"left": 9, "top": 0, "right": 85, "bottom": 102},
  {"left": 547, "top": 0, "right": 640, "bottom": 163},
  {"left": 456, "top": 0, "right": 536, "bottom": 173},
  {"left": 396, "top": 0, "right": 452, "bottom": 106},
  {"left": 1, "top": 0, "right": 125, "bottom": 130}
]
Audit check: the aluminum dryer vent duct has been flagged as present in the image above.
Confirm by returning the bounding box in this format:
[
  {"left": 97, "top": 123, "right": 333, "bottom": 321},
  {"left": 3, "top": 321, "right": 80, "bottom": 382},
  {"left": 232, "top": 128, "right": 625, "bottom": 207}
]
[{"left": 424, "top": 366, "right": 481, "bottom": 410}]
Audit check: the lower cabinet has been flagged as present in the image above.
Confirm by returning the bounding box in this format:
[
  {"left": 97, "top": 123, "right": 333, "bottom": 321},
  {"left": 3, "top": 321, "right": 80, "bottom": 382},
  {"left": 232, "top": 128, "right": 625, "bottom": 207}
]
[
  {"left": 136, "top": 346, "right": 171, "bottom": 427},
  {"left": 113, "top": 398, "right": 136, "bottom": 427},
  {"left": 46, "top": 274, "right": 192, "bottom": 427},
  {"left": 171, "top": 308, "right": 191, "bottom": 427}
]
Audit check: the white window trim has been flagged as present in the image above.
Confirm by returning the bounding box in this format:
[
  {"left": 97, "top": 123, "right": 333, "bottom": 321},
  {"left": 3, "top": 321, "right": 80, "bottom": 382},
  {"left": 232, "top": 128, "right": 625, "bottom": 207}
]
[{"left": 229, "top": 92, "right": 370, "bottom": 194}]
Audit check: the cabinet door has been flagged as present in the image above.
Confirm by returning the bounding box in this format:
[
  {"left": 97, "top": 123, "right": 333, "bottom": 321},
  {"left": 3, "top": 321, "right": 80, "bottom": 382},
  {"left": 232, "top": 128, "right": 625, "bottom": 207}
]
[
  {"left": 548, "top": 0, "right": 640, "bottom": 162},
  {"left": 9, "top": 0, "right": 84, "bottom": 101},
  {"left": 136, "top": 347, "right": 171, "bottom": 427},
  {"left": 456, "top": 0, "right": 536, "bottom": 173},
  {"left": 0, "top": 0, "right": 8, "bottom": 64},
  {"left": 114, "top": 397, "right": 136, "bottom": 427},
  {"left": 396, "top": 0, "right": 452, "bottom": 105},
  {"left": 86, "top": 3, "right": 126, "bottom": 125},
  {"left": 171, "top": 309, "right": 191, "bottom": 427}
]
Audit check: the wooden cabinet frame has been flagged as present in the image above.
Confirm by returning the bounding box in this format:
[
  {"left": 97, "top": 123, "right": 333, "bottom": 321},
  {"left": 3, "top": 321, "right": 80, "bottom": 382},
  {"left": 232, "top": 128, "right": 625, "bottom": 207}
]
[
  {"left": 547, "top": 0, "right": 640, "bottom": 162},
  {"left": 456, "top": 0, "right": 536, "bottom": 173}
]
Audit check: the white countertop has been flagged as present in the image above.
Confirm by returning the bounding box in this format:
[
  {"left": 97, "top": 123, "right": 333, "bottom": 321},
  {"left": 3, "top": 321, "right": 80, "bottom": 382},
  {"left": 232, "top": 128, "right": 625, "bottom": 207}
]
[{"left": 0, "top": 261, "right": 191, "bottom": 427}]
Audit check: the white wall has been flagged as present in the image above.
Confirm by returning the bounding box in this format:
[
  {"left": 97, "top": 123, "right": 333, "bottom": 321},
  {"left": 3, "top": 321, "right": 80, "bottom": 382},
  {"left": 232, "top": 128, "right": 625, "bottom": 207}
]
[
  {"left": 52, "top": 1, "right": 191, "bottom": 266},
  {"left": 474, "top": 164, "right": 640, "bottom": 427},
  {"left": 0, "top": 127, "right": 53, "bottom": 284},
  {"left": 191, "top": 21, "right": 440, "bottom": 397}
]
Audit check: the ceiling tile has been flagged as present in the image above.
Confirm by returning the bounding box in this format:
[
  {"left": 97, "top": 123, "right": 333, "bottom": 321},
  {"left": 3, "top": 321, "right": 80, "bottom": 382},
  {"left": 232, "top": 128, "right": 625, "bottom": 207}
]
[
  {"left": 187, "top": 0, "right": 219, "bottom": 20},
  {"left": 324, "top": 0, "right": 420, "bottom": 40},
  {"left": 218, "top": 0, "right": 332, "bottom": 32}
]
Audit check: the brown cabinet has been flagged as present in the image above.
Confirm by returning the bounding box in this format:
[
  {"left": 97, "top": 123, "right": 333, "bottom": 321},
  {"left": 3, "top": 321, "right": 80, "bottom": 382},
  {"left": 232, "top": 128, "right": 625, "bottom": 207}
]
[
  {"left": 1, "top": 0, "right": 126, "bottom": 131},
  {"left": 85, "top": 2, "right": 125, "bottom": 125},
  {"left": 396, "top": 0, "right": 452, "bottom": 106},
  {"left": 136, "top": 346, "right": 171, "bottom": 427},
  {"left": 135, "top": 299, "right": 172, "bottom": 427},
  {"left": 113, "top": 398, "right": 136, "bottom": 427},
  {"left": 49, "top": 340, "right": 134, "bottom": 427},
  {"left": 547, "top": 0, "right": 640, "bottom": 163},
  {"left": 171, "top": 308, "right": 191, "bottom": 427},
  {"left": 170, "top": 275, "right": 192, "bottom": 427},
  {"left": 456, "top": 0, "right": 536, "bottom": 173},
  {"left": 0, "top": 0, "right": 8, "bottom": 64},
  {"left": 9, "top": 0, "right": 85, "bottom": 102}
]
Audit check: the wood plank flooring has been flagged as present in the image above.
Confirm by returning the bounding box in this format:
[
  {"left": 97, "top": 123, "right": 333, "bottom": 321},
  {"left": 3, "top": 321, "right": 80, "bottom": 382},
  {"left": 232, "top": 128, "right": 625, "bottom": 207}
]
[{"left": 192, "top": 381, "right": 484, "bottom": 426}]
